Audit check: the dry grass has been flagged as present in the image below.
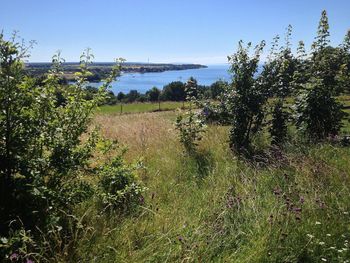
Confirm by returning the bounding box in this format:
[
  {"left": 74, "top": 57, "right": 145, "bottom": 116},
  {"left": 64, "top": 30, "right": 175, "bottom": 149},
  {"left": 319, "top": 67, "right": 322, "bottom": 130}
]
[
  {"left": 93, "top": 112, "right": 178, "bottom": 160},
  {"left": 71, "top": 111, "right": 350, "bottom": 263}
]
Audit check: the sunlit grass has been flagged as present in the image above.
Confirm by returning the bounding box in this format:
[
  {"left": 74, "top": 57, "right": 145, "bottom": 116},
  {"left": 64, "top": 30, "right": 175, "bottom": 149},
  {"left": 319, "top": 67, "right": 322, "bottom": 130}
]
[
  {"left": 64, "top": 110, "right": 350, "bottom": 262},
  {"left": 97, "top": 101, "right": 188, "bottom": 114}
]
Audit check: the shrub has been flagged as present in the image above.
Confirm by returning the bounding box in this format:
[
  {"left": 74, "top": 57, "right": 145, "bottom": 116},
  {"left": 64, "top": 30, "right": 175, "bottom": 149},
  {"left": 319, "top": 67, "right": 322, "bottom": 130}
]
[
  {"left": 269, "top": 99, "right": 290, "bottom": 145},
  {"left": 294, "top": 11, "right": 347, "bottom": 140},
  {"left": 175, "top": 78, "right": 206, "bottom": 153},
  {"left": 226, "top": 40, "right": 267, "bottom": 154},
  {"left": 0, "top": 33, "right": 142, "bottom": 259},
  {"left": 295, "top": 78, "right": 345, "bottom": 141},
  {"left": 97, "top": 148, "right": 146, "bottom": 213}
]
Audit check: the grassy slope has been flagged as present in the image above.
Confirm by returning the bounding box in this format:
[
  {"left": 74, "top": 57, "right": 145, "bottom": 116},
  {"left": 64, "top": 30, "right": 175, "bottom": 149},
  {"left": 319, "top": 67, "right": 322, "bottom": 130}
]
[{"left": 66, "top": 105, "right": 350, "bottom": 262}]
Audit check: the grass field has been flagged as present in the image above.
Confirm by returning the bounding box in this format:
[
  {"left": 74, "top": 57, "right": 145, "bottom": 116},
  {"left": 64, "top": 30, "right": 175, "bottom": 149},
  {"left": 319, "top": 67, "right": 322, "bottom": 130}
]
[
  {"left": 97, "top": 101, "right": 188, "bottom": 114},
  {"left": 59, "top": 102, "right": 350, "bottom": 262},
  {"left": 97, "top": 96, "right": 350, "bottom": 116}
]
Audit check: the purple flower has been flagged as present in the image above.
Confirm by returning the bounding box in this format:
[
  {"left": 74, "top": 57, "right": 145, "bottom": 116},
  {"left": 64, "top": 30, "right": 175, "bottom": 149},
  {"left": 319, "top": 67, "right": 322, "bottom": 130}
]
[{"left": 9, "top": 253, "right": 18, "bottom": 261}]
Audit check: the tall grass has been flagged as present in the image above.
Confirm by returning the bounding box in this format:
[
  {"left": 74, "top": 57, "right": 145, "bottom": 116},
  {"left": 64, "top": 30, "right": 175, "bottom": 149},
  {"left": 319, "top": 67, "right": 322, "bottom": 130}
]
[{"left": 62, "top": 111, "right": 350, "bottom": 262}]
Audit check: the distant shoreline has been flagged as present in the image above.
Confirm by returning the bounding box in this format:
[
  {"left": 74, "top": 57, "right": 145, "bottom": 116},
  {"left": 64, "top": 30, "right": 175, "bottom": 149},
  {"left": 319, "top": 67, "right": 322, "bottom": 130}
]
[{"left": 25, "top": 62, "right": 208, "bottom": 82}]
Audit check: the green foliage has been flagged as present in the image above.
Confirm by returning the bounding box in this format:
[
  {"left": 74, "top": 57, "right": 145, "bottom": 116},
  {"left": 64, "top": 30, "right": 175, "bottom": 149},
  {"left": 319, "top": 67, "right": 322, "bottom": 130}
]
[
  {"left": 337, "top": 30, "right": 350, "bottom": 93},
  {"left": 269, "top": 99, "right": 290, "bottom": 145},
  {"left": 161, "top": 81, "right": 186, "bottom": 101},
  {"left": 146, "top": 86, "right": 161, "bottom": 102},
  {"left": 0, "top": 33, "right": 144, "bottom": 260},
  {"left": 295, "top": 78, "right": 346, "bottom": 141},
  {"left": 209, "top": 80, "right": 228, "bottom": 99},
  {"left": 175, "top": 78, "right": 206, "bottom": 153},
  {"left": 226, "top": 40, "right": 267, "bottom": 153},
  {"left": 312, "top": 10, "right": 330, "bottom": 52},
  {"left": 126, "top": 89, "right": 141, "bottom": 103},
  {"left": 310, "top": 10, "right": 344, "bottom": 95},
  {"left": 292, "top": 40, "right": 310, "bottom": 92},
  {"left": 175, "top": 111, "right": 206, "bottom": 154},
  {"left": 293, "top": 10, "right": 347, "bottom": 140},
  {"left": 97, "top": 148, "right": 146, "bottom": 213}
]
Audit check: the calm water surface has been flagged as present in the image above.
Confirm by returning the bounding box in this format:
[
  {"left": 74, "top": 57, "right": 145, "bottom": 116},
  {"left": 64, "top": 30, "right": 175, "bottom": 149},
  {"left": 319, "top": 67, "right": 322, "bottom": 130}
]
[{"left": 90, "top": 64, "right": 231, "bottom": 94}]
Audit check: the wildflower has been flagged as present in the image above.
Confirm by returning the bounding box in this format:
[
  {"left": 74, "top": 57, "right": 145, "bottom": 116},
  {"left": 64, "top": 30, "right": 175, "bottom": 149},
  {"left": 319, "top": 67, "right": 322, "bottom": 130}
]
[
  {"left": 319, "top": 241, "right": 325, "bottom": 245},
  {"left": 307, "top": 234, "right": 314, "bottom": 239},
  {"left": 9, "top": 253, "right": 18, "bottom": 261}
]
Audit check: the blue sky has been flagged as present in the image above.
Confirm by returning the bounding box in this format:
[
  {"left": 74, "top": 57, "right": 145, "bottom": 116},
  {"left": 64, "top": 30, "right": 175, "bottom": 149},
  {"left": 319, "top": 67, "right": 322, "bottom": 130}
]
[{"left": 1, "top": 0, "right": 349, "bottom": 64}]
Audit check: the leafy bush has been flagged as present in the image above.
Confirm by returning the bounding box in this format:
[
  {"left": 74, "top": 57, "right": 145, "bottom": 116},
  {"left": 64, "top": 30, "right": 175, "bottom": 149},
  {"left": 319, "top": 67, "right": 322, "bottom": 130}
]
[
  {"left": 269, "top": 99, "right": 290, "bottom": 145},
  {"left": 175, "top": 78, "right": 206, "bottom": 153},
  {"left": 0, "top": 33, "right": 143, "bottom": 259},
  {"left": 226, "top": 40, "right": 267, "bottom": 153},
  {"left": 295, "top": 79, "right": 345, "bottom": 141},
  {"left": 294, "top": 11, "right": 347, "bottom": 140},
  {"left": 175, "top": 111, "right": 206, "bottom": 153},
  {"left": 97, "top": 151, "right": 146, "bottom": 213}
]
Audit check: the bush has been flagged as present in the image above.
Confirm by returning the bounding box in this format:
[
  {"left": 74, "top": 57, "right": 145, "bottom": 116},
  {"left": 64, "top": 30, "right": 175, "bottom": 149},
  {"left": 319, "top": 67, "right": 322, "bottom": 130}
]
[
  {"left": 0, "top": 33, "right": 142, "bottom": 259},
  {"left": 269, "top": 99, "right": 290, "bottom": 145},
  {"left": 295, "top": 78, "right": 346, "bottom": 141},
  {"left": 175, "top": 78, "right": 206, "bottom": 153},
  {"left": 97, "top": 152, "right": 146, "bottom": 213},
  {"left": 226, "top": 41, "right": 267, "bottom": 154}
]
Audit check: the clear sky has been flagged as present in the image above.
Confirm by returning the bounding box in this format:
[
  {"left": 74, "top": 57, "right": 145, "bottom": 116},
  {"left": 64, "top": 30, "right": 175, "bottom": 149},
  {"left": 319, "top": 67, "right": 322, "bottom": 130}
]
[{"left": 1, "top": 0, "right": 349, "bottom": 64}]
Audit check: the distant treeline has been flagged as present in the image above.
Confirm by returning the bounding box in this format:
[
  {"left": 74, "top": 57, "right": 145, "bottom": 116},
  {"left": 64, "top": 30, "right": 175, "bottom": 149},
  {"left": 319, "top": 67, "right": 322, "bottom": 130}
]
[
  {"left": 25, "top": 62, "right": 207, "bottom": 82},
  {"left": 83, "top": 78, "right": 228, "bottom": 105}
]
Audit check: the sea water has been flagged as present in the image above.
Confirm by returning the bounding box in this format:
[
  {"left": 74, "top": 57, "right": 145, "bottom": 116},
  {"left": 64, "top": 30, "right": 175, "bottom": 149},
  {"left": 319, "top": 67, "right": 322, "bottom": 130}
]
[{"left": 89, "top": 64, "right": 231, "bottom": 94}]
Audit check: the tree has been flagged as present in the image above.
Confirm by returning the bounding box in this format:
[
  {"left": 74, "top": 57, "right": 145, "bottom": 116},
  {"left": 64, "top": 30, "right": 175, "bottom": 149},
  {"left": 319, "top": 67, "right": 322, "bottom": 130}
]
[
  {"left": 310, "top": 10, "right": 343, "bottom": 94},
  {"left": 311, "top": 10, "right": 330, "bottom": 53},
  {"left": 268, "top": 25, "right": 296, "bottom": 145},
  {"left": 117, "top": 91, "right": 126, "bottom": 101},
  {"left": 210, "top": 80, "right": 227, "bottom": 99},
  {"left": 292, "top": 40, "right": 310, "bottom": 92},
  {"left": 126, "top": 89, "right": 140, "bottom": 102},
  {"left": 146, "top": 86, "right": 161, "bottom": 102},
  {"left": 295, "top": 10, "right": 346, "bottom": 140},
  {"left": 226, "top": 40, "right": 266, "bottom": 153},
  {"left": 337, "top": 30, "right": 350, "bottom": 93},
  {"left": 161, "top": 81, "right": 185, "bottom": 101}
]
